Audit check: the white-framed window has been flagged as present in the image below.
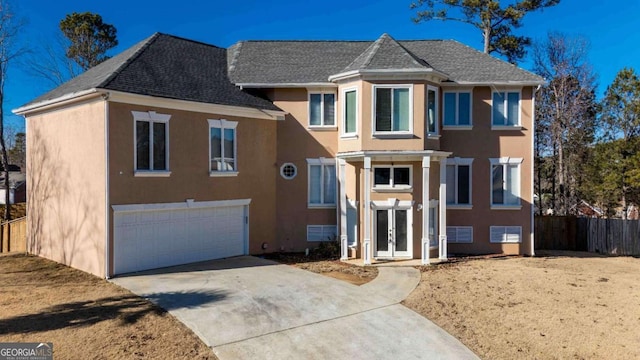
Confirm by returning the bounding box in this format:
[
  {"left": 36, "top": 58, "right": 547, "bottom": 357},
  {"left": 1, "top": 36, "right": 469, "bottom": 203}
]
[
  {"left": 373, "top": 165, "right": 412, "bottom": 191},
  {"left": 490, "top": 157, "right": 523, "bottom": 208},
  {"left": 209, "top": 119, "right": 238, "bottom": 176},
  {"left": 280, "top": 163, "right": 297, "bottom": 180},
  {"left": 309, "top": 91, "right": 336, "bottom": 127},
  {"left": 490, "top": 226, "right": 522, "bottom": 243},
  {"left": 446, "top": 158, "right": 473, "bottom": 207},
  {"left": 133, "top": 111, "right": 170, "bottom": 176},
  {"left": 307, "top": 158, "right": 336, "bottom": 208},
  {"left": 443, "top": 91, "right": 472, "bottom": 128},
  {"left": 342, "top": 87, "right": 358, "bottom": 137},
  {"left": 372, "top": 84, "right": 413, "bottom": 135},
  {"left": 426, "top": 85, "right": 439, "bottom": 135},
  {"left": 492, "top": 90, "right": 521, "bottom": 127},
  {"left": 447, "top": 226, "right": 473, "bottom": 243},
  {"left": 307, "top": 225, "right": 338, "bottom": 242}
]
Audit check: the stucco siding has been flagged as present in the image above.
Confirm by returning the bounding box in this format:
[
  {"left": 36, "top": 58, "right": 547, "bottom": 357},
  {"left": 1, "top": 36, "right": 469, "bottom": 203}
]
[
  {"left": 26, "top": 99, "right": 107, "bottom": 277},
  {"left": 107, "top": 101, "right": 278, "bottom": 273}
]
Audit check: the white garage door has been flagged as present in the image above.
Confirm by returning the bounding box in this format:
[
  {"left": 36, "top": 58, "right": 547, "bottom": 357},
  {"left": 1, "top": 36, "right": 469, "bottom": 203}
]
[{"left": 112, "top": 199, "right": 250, "bottom": 275}]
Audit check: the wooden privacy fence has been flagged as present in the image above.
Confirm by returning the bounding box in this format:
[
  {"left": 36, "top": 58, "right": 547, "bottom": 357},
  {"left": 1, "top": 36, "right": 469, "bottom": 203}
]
[
  {"left": 535, "top": 216, "right": 640, "bottom": 255},
  {"left": 0, "top": 216, "right": 26, "bottom": 253}
]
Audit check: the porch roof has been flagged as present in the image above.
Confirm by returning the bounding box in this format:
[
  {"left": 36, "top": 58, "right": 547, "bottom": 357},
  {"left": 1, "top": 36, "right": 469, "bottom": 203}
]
[{"left": 336, "top": 150, "right": 451, "bottom": 162}]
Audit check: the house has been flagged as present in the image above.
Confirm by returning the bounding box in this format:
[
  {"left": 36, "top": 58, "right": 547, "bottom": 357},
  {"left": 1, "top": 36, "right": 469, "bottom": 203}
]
[
  {"left": 0, "top": 171, "right": 26, "bottom": 205},
  {"left": 15, "top": 33, "right": 543, "bottom": 278}
]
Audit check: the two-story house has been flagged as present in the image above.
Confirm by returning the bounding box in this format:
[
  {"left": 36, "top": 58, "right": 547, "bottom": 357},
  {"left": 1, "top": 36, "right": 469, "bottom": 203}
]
[{"left": 15, "top": 33, "right": 543, "bottom": 278}]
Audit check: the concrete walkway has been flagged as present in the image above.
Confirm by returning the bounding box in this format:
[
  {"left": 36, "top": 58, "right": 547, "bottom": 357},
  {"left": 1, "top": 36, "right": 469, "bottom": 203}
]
[{"left": 112, "top": 256, "right": 478, "bottom": 360}]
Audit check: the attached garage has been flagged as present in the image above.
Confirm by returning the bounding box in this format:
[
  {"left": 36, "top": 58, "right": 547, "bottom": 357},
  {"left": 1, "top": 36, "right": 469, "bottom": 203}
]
[{"left": 112, "top": 199, "right": 250, "bottom": 275}]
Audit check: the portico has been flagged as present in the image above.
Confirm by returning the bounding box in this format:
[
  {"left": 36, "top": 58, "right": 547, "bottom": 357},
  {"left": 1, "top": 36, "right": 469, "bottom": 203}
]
[{"left": 337, "top": 150, "right": 451, "bottom": 265}]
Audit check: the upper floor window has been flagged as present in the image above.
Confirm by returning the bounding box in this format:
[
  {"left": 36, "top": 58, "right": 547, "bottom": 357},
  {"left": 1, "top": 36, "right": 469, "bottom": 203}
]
[
  {"left": 443, "top": 91, "right": 471, "bottom": 127},
  {"left": 309, "top": 92, "right": 335, "bottom": 127},
  {"left": 133, "top": 111, "right": 170, "bottom": 176},
  {"left": 342, "top": 88, "right": 358, "bottom": 137},
  {"left": 446, "top": 158, "right": 473, "bottom": 207},
  {"left": 373, "top": 85, "right": 412, "bottom": 134},
  {"left": 490, "top": 157, "right": 523, "bottom": 208},
  {"left": 209, "top": 119, "right": 238, "bottom": 176},
  {"left": 307, "top": 158, "right": 336, "bottom": 208},
  {"left": 373, "top": 165, "right": 412, "bottom": 191},
  {"left": 492, "top": 91, "right": 520, "bottom": 127},
  {"left": 426, "top": 86, "right": 438, "bottom": 135}
]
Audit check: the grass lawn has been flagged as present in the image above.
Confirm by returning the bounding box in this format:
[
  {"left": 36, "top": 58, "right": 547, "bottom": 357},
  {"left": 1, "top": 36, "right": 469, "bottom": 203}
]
[
  {"left": 403, "top": 251, "right": 640, "bottom": 360},
  {"left": 0, "top": 254, "right": 216, "bottom": 359}
]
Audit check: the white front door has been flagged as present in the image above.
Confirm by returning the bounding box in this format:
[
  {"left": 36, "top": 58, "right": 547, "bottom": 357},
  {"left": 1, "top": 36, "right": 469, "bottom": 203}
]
[{"left": 374, "top": 205, "right": 412, "bottom": 258}]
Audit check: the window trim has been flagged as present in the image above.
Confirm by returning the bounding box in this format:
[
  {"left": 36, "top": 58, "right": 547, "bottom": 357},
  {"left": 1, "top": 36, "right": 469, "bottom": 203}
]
[
  {"left": 371, "top": 84, "right": 414, "bottom": 137},
  {"left": 308, "top": 91, "right": 337, "bottom": 129},
  {"left": 442, "top": 90, "right": 473, "bottom": 129},
  {"left": 341, "top": 86, "right": 358, "bottom": 138},
  {"left": 307, "top": 225, "right": 338, "bottom": 242},
  {"left": 445, "top": 157, "right": 473, "bottom": 209},
  {"left": 490, "top": 226, "right": 522, "bottom": 243},
  {"left": 208, "top": 119, "right": 239, "bottom": 177},
  {"left": 133, "top": 111, "right": 171, "bottom": 177},
  {"left": 447, "top": 226, "right": 474, "bottom": 244},
  {"left": 307, "top": 158, "right": 337, "bottom": 208},
  {"left": 491, "top": 89, "right": 522, "bottom": 129},
  {"left": 372, "top": 165, "right": 413, "bottom": 192},
  {"left": 280, "top": 163, "right": 297, "bottom": 180},
  {"left": 426, "top": 85, "right": 439, "bottom": 136},
  {"left": 490, "top": 157, "right": 523, "bottom": 209}
]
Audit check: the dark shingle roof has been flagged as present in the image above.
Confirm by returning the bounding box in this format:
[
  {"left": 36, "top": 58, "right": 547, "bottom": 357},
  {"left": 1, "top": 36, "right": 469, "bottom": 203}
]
[
  {"left": 22, "top": 33, "right": 280, "bottom": 111},
  {"left": 229, "top": 34, "right": 543, "bottom": 85}
]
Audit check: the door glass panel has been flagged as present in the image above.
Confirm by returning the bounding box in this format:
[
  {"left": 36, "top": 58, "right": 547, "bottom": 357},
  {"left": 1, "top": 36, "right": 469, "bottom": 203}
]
[
  {"left": 395, "top": 210, "right": 407, "bottom": 252},
  {"left": 376, "top": 210, "right": 388, "bottom": 252}
]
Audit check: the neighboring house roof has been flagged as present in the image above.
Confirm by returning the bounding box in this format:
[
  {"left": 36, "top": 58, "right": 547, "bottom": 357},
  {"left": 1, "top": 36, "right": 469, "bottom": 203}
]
[
  {"left": 229, "top": 33, "right": 544, "bottom": 85},
  {"left": 20, "top": 33, "right": 280, "bottom": 111}
]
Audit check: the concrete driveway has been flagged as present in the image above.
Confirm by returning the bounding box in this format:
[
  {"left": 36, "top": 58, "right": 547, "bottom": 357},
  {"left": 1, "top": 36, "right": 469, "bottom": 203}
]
[{"left": 112, "top": 256, "right": 478, "bottom": 360}]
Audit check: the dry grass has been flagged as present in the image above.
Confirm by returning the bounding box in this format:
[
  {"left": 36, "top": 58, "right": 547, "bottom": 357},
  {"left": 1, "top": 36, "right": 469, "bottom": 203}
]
[
  {"left": 264, "top": 253, "right": 379, "bottom": 285},
  {"left": 0, "top": 254, "right": 216, "bottom": 360},
  {"left": 403, "top": 251, "right": 640, "bottom": 360},
  {"left": 0, "top": 202, "right": 26, "bottom": 219}
]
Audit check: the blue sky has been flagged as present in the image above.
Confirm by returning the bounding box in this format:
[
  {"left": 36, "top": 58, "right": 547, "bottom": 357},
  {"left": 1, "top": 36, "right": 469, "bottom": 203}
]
[{"left": 6, "top": 0, "right": 640, "bottom": 130}]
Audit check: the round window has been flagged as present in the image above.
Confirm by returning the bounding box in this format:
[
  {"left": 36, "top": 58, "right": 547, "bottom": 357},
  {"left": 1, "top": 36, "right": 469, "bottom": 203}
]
[{"left": 280, "top": 163, "right": 297, "bottom": 180}]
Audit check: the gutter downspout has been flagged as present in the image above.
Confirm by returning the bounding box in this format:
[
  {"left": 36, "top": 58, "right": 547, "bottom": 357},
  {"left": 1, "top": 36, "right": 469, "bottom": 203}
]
[
  {"left": 104, "top": 95, "right": 111, "bottom": 279},
  {"left": 531, "top": 84, "right": 541, "bottom": 257}
]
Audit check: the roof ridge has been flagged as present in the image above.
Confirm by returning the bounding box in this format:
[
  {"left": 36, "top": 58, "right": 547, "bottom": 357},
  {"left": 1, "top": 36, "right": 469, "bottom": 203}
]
[
  {"left": 99, "top": 33, "right": 161, "bottom": 89},
  {"left": 227, "top": 41, "right": 243, "bottom": 74}
]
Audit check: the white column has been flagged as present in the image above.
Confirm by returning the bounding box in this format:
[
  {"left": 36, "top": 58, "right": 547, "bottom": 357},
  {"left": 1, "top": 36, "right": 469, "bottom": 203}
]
[
  {"left": 421, "top": 156, "right": 431, "bottom": 265},
  {"left": 363, "top": 156, "right": 372, "bottom": 265},
  {"left": 439, "top": 159, "right": 448, "bottom": 260},
  {"left": 338, "top": 159, "right": 348, "bottom": 260}
]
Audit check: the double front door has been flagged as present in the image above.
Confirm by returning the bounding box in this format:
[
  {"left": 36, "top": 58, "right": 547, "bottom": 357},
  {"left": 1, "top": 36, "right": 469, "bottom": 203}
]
[{"left": 375, "top": 205, "right": 412, "bottom": 258}]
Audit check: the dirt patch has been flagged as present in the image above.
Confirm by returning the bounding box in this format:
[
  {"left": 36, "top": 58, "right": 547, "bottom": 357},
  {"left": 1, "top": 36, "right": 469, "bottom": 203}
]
[
  {"left": 264, "top": 253, "right": 378, "bottom": 286},
  {"left": 403, "top": 251, "right": 640, "bottom": 360},
  {"left": 0, "top": 254, "right": 215, "bottom": 359}
]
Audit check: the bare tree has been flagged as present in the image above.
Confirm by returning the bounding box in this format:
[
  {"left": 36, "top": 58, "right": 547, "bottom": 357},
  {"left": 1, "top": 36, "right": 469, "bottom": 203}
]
[
  {"left": 533, "top": 32, "right": 597, "bottom": 215},
  {"left": 0, "top": 0, "right": 25, "bottom": 220},
  {"left": 26, "top": 33, "right": 80, "bottom": 87}
]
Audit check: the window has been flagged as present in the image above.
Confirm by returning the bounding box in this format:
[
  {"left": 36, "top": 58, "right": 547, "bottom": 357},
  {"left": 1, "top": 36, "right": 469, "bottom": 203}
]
[
  {"left": 280, "top": 163, "right": 297, "bottom": 180},
  {"left": 492, "top": 91, "right": 520, "bottom": 127},
  {"left": 490, "top": 226, "right": 522, "bottom": 243},
  {"left": 490, "top": 157, "right": 523, "bottom": 208},
  {"left": 446, "top": 158, "right": 473, "bottom": 207},
  {"left": 133, "top": 111, "right": 170, "bottom": 175},
  {"left": 309, "top": 92, "right": 335, "bottom": 127},
  {"left": 443, "top": 91, "right": 471, "bottom": 127},
  {"left": 373, "top": 166, "right": 412, "bottom": 190},
  {"left": 373, "top": 85, "right": 412, "bottom": 134},
  {"left": 426, "top": 86, "right": 438, "bottom": 135},
  {"left": 447, "top": 226, "right": 473, "bottom": 243},
  {"left": 307, "top": 225, "right": 337, "bottom": 242},
  {"left": 307, "top": 158, "right": 336, "bottom": 207},
  {"left": 342, "top": 88, "right": 357, "bottom": 136},
  {"left": 209, "top": 119, "right": 238, "bottom": 176}
]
